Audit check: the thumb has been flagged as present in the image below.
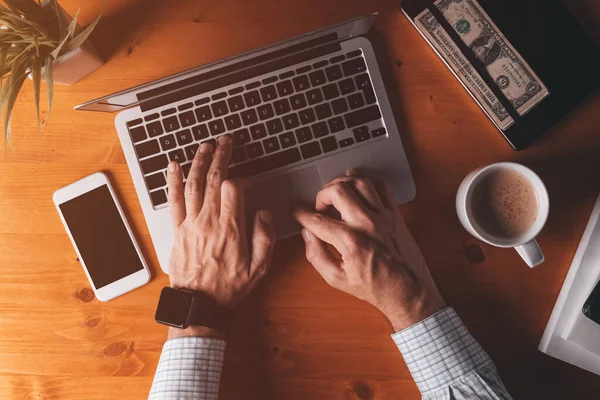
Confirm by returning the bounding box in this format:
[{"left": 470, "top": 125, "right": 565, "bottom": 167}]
[{"left": 250, "top": 210, "right": 276, "bottom": 279}]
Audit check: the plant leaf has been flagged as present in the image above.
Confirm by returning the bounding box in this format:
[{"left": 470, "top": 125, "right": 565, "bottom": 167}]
[
  {"left": 64, "top": 12, "right": 102, "bottom": 53},
  {"left": 31, "top": 57, "right": 42, "bottom": 134},
  {"left": 42, "top": 53, "right": 53, "bottom": 130},
  {"left": 3, "top": 68, "right": 28, "bottom": 147},
  {"left": 50, "top": 8, "right": 79, "bottom": 59}
]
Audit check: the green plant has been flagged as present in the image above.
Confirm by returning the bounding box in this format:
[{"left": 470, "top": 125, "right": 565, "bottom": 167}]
[{"left": 0, "top": 0, "right": 100, "bottom": 147}]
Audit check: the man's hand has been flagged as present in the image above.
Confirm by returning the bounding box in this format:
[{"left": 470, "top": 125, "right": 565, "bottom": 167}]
[
  {"left": 294, "top": 171, "right": 446, "bottom": 332},
  {"left": 166, "top": 135, "right": 276, "bottom": 338}
]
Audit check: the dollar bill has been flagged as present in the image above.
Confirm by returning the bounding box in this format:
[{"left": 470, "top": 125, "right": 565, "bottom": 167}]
[{"left": 414, "top": 0, "right": 549, "bottom": 130}]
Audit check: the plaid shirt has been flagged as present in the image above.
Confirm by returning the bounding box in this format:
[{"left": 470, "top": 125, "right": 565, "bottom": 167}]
[{"left": 148, "top": 307, "right": 512, "bottom": 399}]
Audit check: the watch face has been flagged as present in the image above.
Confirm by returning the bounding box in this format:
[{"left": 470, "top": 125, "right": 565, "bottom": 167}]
[{"left": 155, "top": 287, "right": 193, "bottom": 328}]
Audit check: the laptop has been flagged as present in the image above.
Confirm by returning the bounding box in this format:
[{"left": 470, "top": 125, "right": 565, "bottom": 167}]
[{"left": 76, "top": 14, "right": 416, "bottom": 274}]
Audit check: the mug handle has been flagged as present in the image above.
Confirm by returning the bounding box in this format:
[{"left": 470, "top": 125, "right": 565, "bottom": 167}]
[{"left": 515, "top": 239, "right": 544, "bottom": 268}]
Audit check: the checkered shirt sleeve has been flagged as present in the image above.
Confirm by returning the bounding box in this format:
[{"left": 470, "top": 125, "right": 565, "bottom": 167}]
[
  {"left": 148, "top": 337, "right": 226, "bottom": 400},
  {"left": 392, "top": 307, "right": 512, "bottom": 400}
]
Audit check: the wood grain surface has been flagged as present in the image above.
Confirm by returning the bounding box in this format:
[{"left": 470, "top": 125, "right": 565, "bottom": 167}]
[{"left": 2, "top": 0, "right": 600, "bottom": 399}]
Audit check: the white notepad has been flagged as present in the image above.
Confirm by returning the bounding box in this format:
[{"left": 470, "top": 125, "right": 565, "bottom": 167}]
[{"left": 539, "top": 193, "right": 600, "bottom": 374}]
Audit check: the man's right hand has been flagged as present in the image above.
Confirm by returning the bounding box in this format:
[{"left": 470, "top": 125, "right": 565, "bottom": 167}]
[{"left": 293, "top": 171, "right": 446, "bottom": 332}]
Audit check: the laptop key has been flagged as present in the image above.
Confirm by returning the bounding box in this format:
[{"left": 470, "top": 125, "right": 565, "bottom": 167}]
[
  {"left": 135, "top": 139, "right": 160, "bottom": 159},
  {"left": 263, "top": 137, "right": 280, "bottom": 154},
  {"left": 247, "top": 142, "right": 264, "bottom": 159},
  {"left": 228, "top": 95, "right": 245, "bottom": 112},
  {"left": 244, "top": 90, "right": 262, "bottom": 107},
  {"left": 372, "top": 127, "right": 387, "bottom": 138},
  {"left": 232, "top": 147, "right": 247, "bottom": 163},
  {"left": 312, "top": 121, "right": 329, "bottom": 138},
  {"left": 306, "top": 89, "right": 323, "bottom": 105},
  {"left": 147, "top": 121, "right": 164, "bottom": 137},
  {"left": 290, "top": 93, "right": 307, "bottom": 111},
  {"left": 279, "top": 131, "right": 296, "bottom": 148},
  {"left": 176, "top": 129, "right": 193, "bottom": 146},
  {"left": 315, "top": 103, "right": 333, "bottom": 120},
  {"left": 260, "top": 85, "right": 277, "bottom": 102},
  {"left": 339, "top": 138, "right": 355, "bottom": 148},
  {"left": 233, "top": 128, "right": 251, "bottom": 145},
  {"left": 325, "top": 64, "right": 343, "bottom": 81},
  {"left": 129, "top": 126, "right": 147, "bottom": 143},
  {"left": 353, "top": 126, "right": 370, "bottom": 142},
  {"left": 159, "top": 134, "right": 177, "bottom": 151},
  {"left": 332, "top": 98, "right": 348, "bottom": 115},
  {"left": 283, "top": 113, "right": 300, "bottom": 130},
  {"left": 266, "top": 119, "right": 284, "bottom": 135},
  {"left": 293, "top": 75, "right": 310, "bottom": 92},
  {"left": 355, "top": 74, "right": 377, "bottom": 104},
  {"left": 179, "top": 111, "right": 196, "bottom": 127},
  {"left": 295, "top": 127, "right": 312, "bottom": 143},
  {"left": 328, "top": 117, "right": 345, "bottom": 133},
  {"left": 344, "top": 105, "right": 381, "bottom": 128},
  {"left": 209, "top": 119, "right": 226, "bottom": 136},
  {"left": 182, "top": 163, "right": 192, "bottom": 178},
  {"left": 241, "top": 109, "right": 259, "bottom": 125},
  {"left": 192, "top": 124, "right": 209, "bottom": 140},
  {"left": 258, "top": 104, "right": 275, "bottom": 121},
  {"left": 339, "top": 78, "right": 356, "bottom": 95},
  {"left": 145, "top": 172, "right": 166, "bottom": 191},
  {"left": 342, "top": 57, "right": 367, "bottom": 76},
  {"left": 141, "top": 154, "right": 169, "bottom": 174},
  {"left": 274, "top": 99, "right": 291, "bottom": 115},
  {"left": 348, "top": 93, "right": 365, "bottom": 110},
  {"left": 163, "top": 116, "right": 180, "bottom": 132},
  {"left": 185, "top": 144, "right": 199, "bottom": 160},
  {"left": 161, "top": 108, "right": 176, "bottom": 116},
  {"left": 363, "top": 85, "right": 377, "bottom": 104},
  {"left": 225, "top": 114, "right": 242, "bottom": 130},
  {"left": 150, "top": 189, "right": 168, "bottom": 206},
  {"left": 195, "top": 106, "right": 212, "bottom": 122},
  {"left": 249, "top": 123, "right": 267, "bottom": 140},
  {"left": 299, "top": 108, "right": 316, "bottom": 125},
  {"left": 276, "top": 80, "right": 294, "bottom": 97},
  {"left": 127, "top": 118, "right": 143, "bottom": 128},
  {"left": 321, "top": 136, "right": 338, "bottom": 153},
  {"left": 229, "top": 147, "right": 301, "bottom": 178},
  {"left": 309, "top": 70, "right": 326, "bottom": 86},
  {"left": 169, "top": 149, "right": 186, "bottom": 163},
  {"left": 212, "top": 101, "right": 229, "bottom": 117},
  {"left": 322, "top": 83, "right": 340, "bottom": 100},
  {"left": 300, "top": 141, "right": 322, "bottom": 159},
  {"left": 144, "top": 114, "right": 160, "bottom": 122}
]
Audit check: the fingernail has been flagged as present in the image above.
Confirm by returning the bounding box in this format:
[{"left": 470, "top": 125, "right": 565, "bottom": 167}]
[
  {"left": 200, "top": 142, "right": 212, "bottom": 153},
  {"left": 301, "top": 229, "right": 312, "bottom": 243},
  {"left": 168, "top": 161, "right": 178, "bottom": 173},
  {"left": 218, "top": 135, "right": 231, "bottom": 145},
  {"left": 259, "top": 210, "right": 272, "bottom": 224}
]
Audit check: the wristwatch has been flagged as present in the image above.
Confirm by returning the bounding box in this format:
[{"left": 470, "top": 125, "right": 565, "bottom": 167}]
[{"left": 155, "top": 287, "right": 231, "bottom": 332}]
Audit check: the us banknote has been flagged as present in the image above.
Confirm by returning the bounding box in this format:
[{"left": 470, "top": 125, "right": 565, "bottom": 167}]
[{"left": 415, "top": 0, "right": 549, "bottom": 130}]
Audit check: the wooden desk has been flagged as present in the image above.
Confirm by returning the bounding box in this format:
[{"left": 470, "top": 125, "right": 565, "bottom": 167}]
[{"left": 2, "top": 0, "right": 600, "bottom": 398}]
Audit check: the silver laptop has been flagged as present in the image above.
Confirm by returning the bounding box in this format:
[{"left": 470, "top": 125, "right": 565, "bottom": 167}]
[{"left": 76, "top": 14, "right": 416, "bottom": 274}]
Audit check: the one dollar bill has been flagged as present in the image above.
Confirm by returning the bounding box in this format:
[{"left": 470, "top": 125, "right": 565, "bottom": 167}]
[{"left": 414, "top": 0, "right": 549, "bottom": 130}]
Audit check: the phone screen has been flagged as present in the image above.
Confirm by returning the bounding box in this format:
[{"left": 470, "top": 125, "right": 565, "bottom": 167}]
[{"left": 59, "top": 185, "right": 143, "bottom": 289}]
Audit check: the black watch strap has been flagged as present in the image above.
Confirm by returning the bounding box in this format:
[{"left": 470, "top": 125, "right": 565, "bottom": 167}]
[{"left": 187, "top": 291, "right": 232, "bottom": 332}]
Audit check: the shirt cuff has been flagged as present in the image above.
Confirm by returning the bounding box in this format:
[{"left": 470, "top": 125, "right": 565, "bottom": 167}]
[
  {"left": 391, "top": 307, "right": 494, "bottom": 395},
  {"left": 149, "top": 337, "right": 227, "bottom": 400}
]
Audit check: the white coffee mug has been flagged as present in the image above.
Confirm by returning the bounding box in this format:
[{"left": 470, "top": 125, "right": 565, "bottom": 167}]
[{"left": 456, "top": 162, "right": 549, "bottom": 268}]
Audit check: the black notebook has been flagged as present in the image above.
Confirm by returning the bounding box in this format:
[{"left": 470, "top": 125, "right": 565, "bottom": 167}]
[{"left": 401, "top": 0, "right": 600, "bottom": 150}]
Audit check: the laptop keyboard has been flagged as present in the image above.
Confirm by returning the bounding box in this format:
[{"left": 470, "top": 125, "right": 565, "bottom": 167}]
[{"left": 125, "top": 49, "right": 388, "bottom": 208}]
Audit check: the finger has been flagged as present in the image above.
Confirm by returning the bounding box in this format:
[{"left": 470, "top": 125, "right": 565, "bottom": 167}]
[
  {"left": 324, "top": 172, "right": 384, "bottom": 212},
  {"left": 249, "top": 210, "right": 276, "bottom": 280},
  {"left": 293, "top": 207, "right": 354, "bottom": 255},
  {"left": 202, "top": 135, "right": 233, "bottom": 215},
  {"left": 185, "top": 142, "right": 214, "bottom": 218},
  {"left": 372, "top": 179, "right": 397, "bottom": 211},
  {"left": 301, "top": 229, "right": 345, "bottom": 287},
  {"left": 167, "top": 161, "right": 186, "bottom": 227},
  {"left": 220, "top": 178, "right": 250, "bottom": 228},
  {"left": 315, "top": 182, "right": 371, "bottom": 223}
]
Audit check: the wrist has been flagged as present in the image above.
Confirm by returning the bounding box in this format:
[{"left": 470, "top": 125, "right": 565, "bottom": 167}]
[
  {"left": 380, "top": 293, "right": 447, "bottom": 332},
  {"left": 168, "top": 326, "right": 226, "bottom": 340}
]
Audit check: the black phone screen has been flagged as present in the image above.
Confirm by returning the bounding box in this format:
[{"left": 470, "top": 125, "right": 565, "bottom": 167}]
[
  {"left": 59, "top": 185, "right": 143, "bottom": 289},
  {"left": 583, "top": 280, "right": 600, "bottom": 325}
]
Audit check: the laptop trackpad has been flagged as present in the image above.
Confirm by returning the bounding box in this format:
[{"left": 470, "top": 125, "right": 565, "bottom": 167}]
[{"left": 246, "top": 167, "right": 323, "bottom": 237}]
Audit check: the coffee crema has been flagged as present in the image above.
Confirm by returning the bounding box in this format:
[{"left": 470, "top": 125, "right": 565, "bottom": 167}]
[{"left": 470, "top": 169, "right": 538, "bottom": 239}]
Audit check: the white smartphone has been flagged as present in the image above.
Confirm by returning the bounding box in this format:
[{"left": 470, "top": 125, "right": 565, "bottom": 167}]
[{"left": 53, "top": 172, "right": 150, "bottom": 301}]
